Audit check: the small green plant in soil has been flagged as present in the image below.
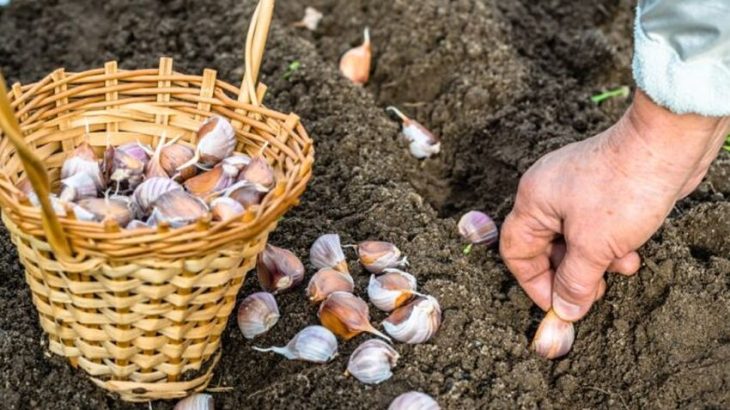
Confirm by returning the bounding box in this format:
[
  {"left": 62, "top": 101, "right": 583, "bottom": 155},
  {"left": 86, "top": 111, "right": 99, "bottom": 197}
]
[
  {"left": 591, "top": 86, "right": 630, "bottom": 104},
  {"left": 283, "top": 60, "right": 301, "bottom": 80}
]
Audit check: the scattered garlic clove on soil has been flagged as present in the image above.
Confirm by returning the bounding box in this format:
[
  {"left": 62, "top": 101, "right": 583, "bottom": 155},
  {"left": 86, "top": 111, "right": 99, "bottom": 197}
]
[
  {"left": 388, "top": 392, "right": 440, "bottom": 410},
  {"left": 383, "top": 295, "right": 441, "bottom": 344},
  {"left": 386, "top": 106, "right": 441, "bottom": 159},
  {"left": 318, "top": 291, "right": 391, "bottom": 341},
  {"left": 257, "top": 244, "right": 305, "bottom": 294},
  {"left": 458, "top": 210, "right": 498, "bottom": 254},
  {"left": 339, "top": 28, "right": 372, "bottom": 85},
  {"left": 367, "top": 269, "right": 419, "bottom": 312},
  {"left": 346, "top": 339, "right": 400, "bottom": 384},
  {"left": 357, "top": 240, "right": 408, "bottom": 273},
  {"left": 310, "top": 233, "right": 349, "bottom": 273},
  {"left": 292, "top": 6, "right": 323, "bottom": 31},
  {"left": 237, "top": 292, "right": 280, "bottom": 340},
  {"left": 174, "top": 393, "right": 214, "bottom": 410},
  {"left": 531, "top": 309, "right": 575, "bottom": 359},
  {"left": 253, "top": 325, "right": 338, "bottom": 363},
  {"left": 306, "top": 268, "right": 355, "bottom": 303}
]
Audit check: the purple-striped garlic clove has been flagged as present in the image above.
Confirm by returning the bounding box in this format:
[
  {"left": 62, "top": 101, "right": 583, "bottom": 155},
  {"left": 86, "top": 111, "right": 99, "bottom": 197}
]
[
  {"left": 306, "top": 268, "right": 355, "bottom": 303},
  {"left": 357, "top": 240, "right": 408, "bottom": 273},
  {"left": 339, "top": 28, "right": 371, "bottom": 85},
  {"left": 238, "top": 156, "right": 275, "bottom": 192},
  {"left": 132, "top": 177, "right": 183, "bottom": 214},
  {"left": 387, "top": 106, "right": 440, "bottom": 159},
  {"left": 237, "top": 292, "right": 280, "bottom": 339},
  {"left": 257, "top": 244, "right": 305, "bottom": 294},
  {"left": 210, "top": 196, "right": 245, "bottom": 221},
  {"left": 178, "top": 115, "right": 236, "bottom": 169},
  {"left": 388, "top": 392, "right": 440, "bottom": 410},
  {"left": 346, "top": 339, "right": 399, "bottom": 384},
  {"left": 367, "top": 269, "right": 419, "bottom": 312},
  {"left": 59, "top": 172, "right": 98, "bottom": 202},
  {"left": 457, "top": 210, "right": 498, "bottom": 253},
  {"left": 253, "top": 325, "right": 338, "bottom": 363},
  {"left": 383, "top": 295, "right": 441, "bottom": 344},
  {"left": 183, "top": 166, "right": 234, "bottom": 199},
  {"left": 174, "top": 393, "right": 214, "bottom": 410},
  {"left": 148, "top": 190, "right": 209, "bottom": 228},
  {"left": 531, "top": 309, "right": 575, "bottom": 360},
  {"left": 318, "top": 291, "right": 390, "bottom": 342},
  {"left": 310, "top": 233, "right": 348, "bottom": 273}
]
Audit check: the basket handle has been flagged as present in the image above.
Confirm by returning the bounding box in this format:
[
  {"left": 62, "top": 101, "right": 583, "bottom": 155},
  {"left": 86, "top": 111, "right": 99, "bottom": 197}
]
[
  {"left": 240, "top": 0, "right": 275, "bottom": 107},
  {"left": 0, "top": 74, "right": 73, "bottom": 260}
]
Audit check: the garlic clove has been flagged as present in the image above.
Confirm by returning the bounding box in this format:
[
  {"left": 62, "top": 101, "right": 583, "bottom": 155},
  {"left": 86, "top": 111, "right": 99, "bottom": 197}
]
[
  {"left": 253, "top": 325, "right": 338, "bottom": 363},
  {"left": 346, "top": 339, "right": 399, "bottom": 384},
  {"left": 221, "top": 154, "right": 252, "bottom": 177},
  {"left": 383, "top": 295, "right": 441, "bottom": 344},
  {"left": 161, "top": 143, "right": 197, "bottom": 181},
  {"left": 357, "top": 241, "right": 408, "bottom": 273},
  {"left": 257, "top": 244, "right": 305, "bottom": 294},
  {"left": 339, "top": 28, "right": 372, "bottom": 85},
  {"left": 367, "top": 269, "right": 418, "bottom": 312},
  {"left": 310, "top": 233, "right": 349, "bottom": 273},
  {"left": 145, "top": 136, "right": 174, "bottom": 179},
  {"left": 61, "top": 142, "right": 105, "bottom": 190},
  {"left": 388, "top": 392, "right": 440, "bottom": 410},
  {"left": 148, "top": 190, "right": 209, "bottom": 228},
  {"left": 531, "top": 309, "right": 575, "bottom": 360},
  {"left": 293, "top": 6, "right": 323, "bottom": 31},
  {"left": 126, "top": 219, "right": 151, "bottom": 230},
  {"left": 223, "top": 180, "right": 265, "bottom": 208},
  {"left": 132, "top": 177, "right": 183, "bottom": 214},
  {"left": 237, "top": 292, "right": 280, "bottom": 340},
  {"left": 306, "top": 268, "right": 355, "bottom": 303},
  {"left": 59, "top": 172, "right": 98, "bottom": 202},
  {"left": 74, "top": 197, "right": 133, "bottom": 226},
  {"left": 386, "top": 106, "right": 441, "bottom": 159},
  {"left": 457, "top": 210, "right": 498, "bottom": 252},
  {"left": 211, "top": 196, "right": 245, "bottom": 221},
  {"left": 174, "top": 393, "right": 214, "bottom": 410},
  {"left": 109, "top": 143, "right": 149, "bottom": 192},
  {"left": 318, "top": 291, "right": 391, "bottom": 342},
  {"left": 110, "top": 194, "right": 143, "bottom": 221},
  {"left": 238, "top": 156, "right": 275, "bottom": 192},
  {"left": 184, "top": 166, "right": 234, "bottom": 199},
  {"left": 179, "top": 115, "right": 236, "bottom": 169}
]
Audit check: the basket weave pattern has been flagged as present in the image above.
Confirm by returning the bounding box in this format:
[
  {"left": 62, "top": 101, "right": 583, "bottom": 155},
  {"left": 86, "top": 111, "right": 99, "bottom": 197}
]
[{"left": 0, "top": 52, "right": 313, "bottom": 400}]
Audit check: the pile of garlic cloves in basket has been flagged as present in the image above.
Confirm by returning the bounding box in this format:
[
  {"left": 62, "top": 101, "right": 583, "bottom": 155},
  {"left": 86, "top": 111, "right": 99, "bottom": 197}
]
[{"left": 18, "top": 115, "right": 275, "bottom": 230}]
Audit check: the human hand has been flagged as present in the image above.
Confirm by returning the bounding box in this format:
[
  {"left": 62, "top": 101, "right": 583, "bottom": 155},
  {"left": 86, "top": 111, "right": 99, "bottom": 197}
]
[{"left": 500, "top": 90, "right": 730, "bottom": 321}]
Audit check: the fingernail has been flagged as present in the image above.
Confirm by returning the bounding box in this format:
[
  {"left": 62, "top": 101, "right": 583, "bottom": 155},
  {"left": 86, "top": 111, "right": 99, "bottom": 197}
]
[{"left": 552, "top": 293, "right": 583, "bottom": 321}]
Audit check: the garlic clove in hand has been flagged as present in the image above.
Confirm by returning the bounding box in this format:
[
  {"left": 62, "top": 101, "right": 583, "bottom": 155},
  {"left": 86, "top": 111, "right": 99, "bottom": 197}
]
[
  {"left": 318, "top": 291, "right": 390, "bottom": 341},
  {"left": 211, "top": 196, "right": 245, "bottom": 221},
  {"left": 237, "top": 292, "right": 280, "bottom": 340},
  {"left": 458, "top": 210, "right": 498, "bottom": 253},
  {"left": 346, "top": 339, "right": 399, "bottom": 384},
  {"left": 306, "top": 268, "right": 355, "bottom": 303},
  {"left": 339, "top": 28, "right": 372, "bottom": 85},
  {"left": 132, "top": 177, "right": 183, "bottom": 214},
  {"left": 388, "top": 392, "right": 440, "bottom": 410},
  {"left": 148, "top": 190, "right": 209, "bottom": 228},
  {"left": 184, "top": 166, "right": 235, "bottom": 199},
  {"left": 257, "top": 244, "right": 305, "bottom": 294},
  {"left": 357, "top": 241, "right": 408, "bottom": 273},
  {"left": 238, "top": 156, "right": 275, "bottom": 192},
  {"left": 174, "top": 393, "right": 214, "bottom": 410},
  {"left": 59, "top": 172, "right": 98, "bottom": 202},
  {"left": 383, "top": 295, "right": 441, "bottom": 344},
  {"left": 367, "top": 269, "right": 419, "bottom": 312},
  {"left": 310, "top": 233, "right": 349, "bottom": 273},
  {"left": 253, "top": 325, "right": 338, "bottom": 363},
  {"left": 531, "top": 309, "right": 575, "bottom": 359},
  {"left": 386, "top": 106, "right": 441, "bottom": 159},
  {"left": 179, "top": 115, "right": 236, "bottom": 169}
]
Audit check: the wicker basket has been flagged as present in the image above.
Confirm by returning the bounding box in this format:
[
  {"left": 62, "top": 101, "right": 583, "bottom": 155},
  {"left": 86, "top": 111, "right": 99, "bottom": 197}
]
[{"left": 0, "top": 0, "right": 313, "bottom": 402}]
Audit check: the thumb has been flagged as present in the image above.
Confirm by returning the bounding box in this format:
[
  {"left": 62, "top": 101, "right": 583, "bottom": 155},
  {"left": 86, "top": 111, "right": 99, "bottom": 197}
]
[{"left": 552, "top": 247, "right": 609, "bottom": 321}]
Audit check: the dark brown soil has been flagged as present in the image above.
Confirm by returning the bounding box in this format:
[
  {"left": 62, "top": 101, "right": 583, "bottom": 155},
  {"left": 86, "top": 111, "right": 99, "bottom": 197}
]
[{"left": 1, "top": 0, "right": 729, "bottom": 408}]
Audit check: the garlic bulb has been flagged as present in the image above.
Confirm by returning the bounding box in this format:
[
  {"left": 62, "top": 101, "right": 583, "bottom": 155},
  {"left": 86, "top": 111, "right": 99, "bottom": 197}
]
[
  {"left": 306, "top": 268, "right": 355, "bottom": 303},
  {"left": 310, "top": 233, "right": 348, "bottom": 273},
  {"left": 318, "top": 291, "right": 390, "bottom": 341},
  {"left": 109, "top": 143, "right": 150, "bottom": 192},
  {"left": 367, "top": 269, "right": 419, "bottom": 312},
  {"left": 293, "top": 6, "right": 323, "bottom": 31},
  {"left": 458, "top": 210, "right": 498, "bottom": 254},
  {"left": 388, "top": 392, "right": 440, "bottom": 410},
  {"left": 237, "top": 292, "right": 280, "bottom": 340},
  {"left": 238, "top": 156, "right": 275, "bottom": 192},
  {"left": 73, "top": 197, "right": 133, "bottom": 226},
  {"left": 383, "top": 295, "right": 441, "bottom": 344},
  {"left": 148, "top": 190, "right": 209, "bottom": 228},
  {"left": 179, "top": 115, "right": 236, "bottom": 169},
  {"left": 532, "top": 309, "right": 574, "bottom": 359},
  {"left": 211, "top": 196, "right": 245, "bottom": 221},
  {"left": 357, "top": 241, "right": 408, "bottom": 273},
  {"left": 224, "top": 181, "right": 264, "bottom": 208},
  {"left": 346, "top": 339, "right": 399, "bottom": 384},
  {"left": 257, "top": 244, "right": 305, "bottom": 294},
  {"left": 161, "top": 143, "right": 197, "bottom": 181},
  {"left": 61, "top": 142, "right": 104, "bottom": 190},
  {"left": 59, "top": 172, "right": 98, "bottom": 202},
  {"left": 253, "top": 325, "right": 338, "bottom": 363},
  {"left": 339, "top": 28, "right": 371, "bottom": 85},
  {"left": 386, "top": 106, "right": 440, "bottom": 159},
  {"left": 184, "top": 166, "right": 235, "bottom": 199},
  {"left": 174, "top": 393, "right": 214, "bottom": 410},
  {"left": 132, "top": 177, "right": 183, "bottom": 214}
]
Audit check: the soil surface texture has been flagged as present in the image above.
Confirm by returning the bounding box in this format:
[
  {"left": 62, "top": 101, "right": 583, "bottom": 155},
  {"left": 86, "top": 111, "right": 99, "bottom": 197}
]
[{"left": 1, "top": 0, "right": 729, "bottom": 409}]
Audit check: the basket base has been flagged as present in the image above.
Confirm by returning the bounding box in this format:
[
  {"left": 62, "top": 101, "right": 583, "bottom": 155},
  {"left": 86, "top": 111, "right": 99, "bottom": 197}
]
[{"left": 89, "top": 351, "right": 221, "bottom": 402}]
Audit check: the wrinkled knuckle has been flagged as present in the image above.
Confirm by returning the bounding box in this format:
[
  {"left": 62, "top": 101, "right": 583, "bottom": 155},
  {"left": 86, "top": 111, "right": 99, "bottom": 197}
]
[{"left": 556, "top": 275, "right": 594, "bottom": 301}]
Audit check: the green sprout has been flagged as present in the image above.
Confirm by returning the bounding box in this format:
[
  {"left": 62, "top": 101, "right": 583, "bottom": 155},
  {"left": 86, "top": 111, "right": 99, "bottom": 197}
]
[
  {"left": 283, "top": 60, "right": 301, "bottom": 80},
  {"left": 724, "top": 134, "right": 730, "bottom": 152},
  {"left": 462, "top": 243, "right": 473, "bottom": 255},
  {"left": 591, "top": 86, "right": 630, "bottom": 104}
]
